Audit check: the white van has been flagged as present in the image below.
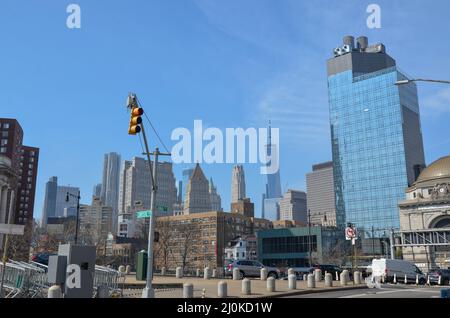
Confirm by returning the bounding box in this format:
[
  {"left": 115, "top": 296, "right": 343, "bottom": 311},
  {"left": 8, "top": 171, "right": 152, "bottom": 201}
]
[{"left": 371, "top": 258, "right": 426, "bottom": 284}]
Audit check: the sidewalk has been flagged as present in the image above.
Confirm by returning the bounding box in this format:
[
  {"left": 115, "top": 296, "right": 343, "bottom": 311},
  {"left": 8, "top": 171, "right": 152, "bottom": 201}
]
[{"left": 122, "top": 275, "right": 367, "bottom": 298}]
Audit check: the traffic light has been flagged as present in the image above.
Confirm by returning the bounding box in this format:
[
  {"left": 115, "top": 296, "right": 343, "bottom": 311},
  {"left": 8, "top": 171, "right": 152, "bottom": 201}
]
[
  {"left": 128, "top": 107, "right": 144, "bottom": 135},
  {"left": 154, "top": 231, "right": 159, "bottom": 243}
]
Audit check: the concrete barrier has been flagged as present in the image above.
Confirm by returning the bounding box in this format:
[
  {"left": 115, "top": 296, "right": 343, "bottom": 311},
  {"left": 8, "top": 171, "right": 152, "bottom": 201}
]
[
  {"left": 233, "top": 268, "right": 241, "bottom": 280},
  {"left": 196, "top": 268, "right": 201, "bottom": 277},
  {"left": 212, "top": 269, "right": 217, "bottom": 278},
  {"left": 303, "top": 274, "right": 307, "bottom": 281},
  {"left": 288, "top": 268, "right": 295, "bottom": 276},
  {"left": 261, "top": 268, "right": 268, "bottom": 281},
  {"left": 307, "top": 274, "right": 315, "bottom": 288},
  {"left": 125, "top": 265, "right": 131, "bottom": 274},
  {"left": 176, "top": 267, "right": 183, "bottom": 279},
  {"left": 325, "top": 273, "right": 333, "bottom": 287},
  {"left": 354, "top": 271, "right": 361, "bottom": 285},
  {"left": 183, "top": 283, "right": 193, "bottom": 298},
  {"left": 118, "top": 265, "right": 126, "bottom": 273},
  {"left": 48, "top": 285, "right": 62, "bottom": 298},
  {"left": 335, "top": 271, "right": 339, "bottom": 281},
  {"left": 267, "top": 277, "right": 276, "bottom": 292},
  {"left": 161, "top": 267, "right": 166, "bottom": 276},
  {"left": 204, "top": 267, "right": 211, "bottom": 280},
  {"left": 242, "top": 278, "right": 251, "bottom": 295},
  {"left": 288, "top": 274, "right": 297, "bottom": 290},
  {"left": 340, "top": 271, "right": 348, "bottom": 286},
  {"left": 314, "top": 269, "right": 322, "bottom": 282},
  {"left": 97, "top": 285, "right": 109, "bottom": 298},
  {"left": 218, "top": 281, "right": 227, "bottom": 298}
]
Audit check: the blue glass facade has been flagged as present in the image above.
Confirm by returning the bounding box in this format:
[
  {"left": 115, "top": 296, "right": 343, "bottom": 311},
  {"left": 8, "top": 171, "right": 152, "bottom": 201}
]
[{"left": 328, "top": 64, "right": 425, "bottom": 235}]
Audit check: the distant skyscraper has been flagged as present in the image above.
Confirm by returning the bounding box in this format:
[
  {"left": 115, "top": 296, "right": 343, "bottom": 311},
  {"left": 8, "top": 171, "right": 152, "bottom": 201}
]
[
  {"left": 41, "top": 176, "right": 58, "bottom": 227},
  {"left": 306, "top": 162, "right": 337, "bottom": 227},
  {"left": 262, "top": 121, "right": 282, "bottom": 220},
  {"left": 327, "top": 35, "right": 426, "bottom": 233},
  {"left": 279, "top": 190, "right": 307, "bottom": 223},
  {"left": 93, "top": 183, "right": 102, "bottom": 198},
  {"left": 79, "top": 197, "right": 113, "bottom": 244},
  {"left": 182, "top": 168, "right": 194, "bottom": 203},
  {"left": 209, "top": 178, "right": 222, "bottom": 211},
  {"left": 101, "top": 152, "right": 121, "bottom": 232},
  {"left": 177, "top": 180, "right": 183, "bottom": 204},
  {"left": 231, "top": 165, "right": 246, "bottom": 203},
  {"left": 184, "top": 163, "right": 212, "bottom": 214},
  {"left": 117, "top": 157, "right": 177, "bottom": 218},
  {"left": 55, "top": 185, "right": 79, "bottom": 217}
]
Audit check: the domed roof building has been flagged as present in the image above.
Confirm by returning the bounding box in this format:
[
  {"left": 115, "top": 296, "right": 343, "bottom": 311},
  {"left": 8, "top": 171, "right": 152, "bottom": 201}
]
[{"left": 399, "top": 156, "right": 450, "bottom": 271}]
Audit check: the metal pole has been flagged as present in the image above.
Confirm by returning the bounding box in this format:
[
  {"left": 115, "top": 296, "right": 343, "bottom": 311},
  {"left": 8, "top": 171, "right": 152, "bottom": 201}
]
[
  {"left": 75, "top": 190, "right": 80, "bottom": 245},
  {"left": 141, "top": 120, "right": 157, "bottom": 298},
  {"left": 390, "top": 229, "right": 395, "bottom": 260},
  {"left": 1, "top": 189, "right": 15, "bottom": 298},
  {"left": 308, "top": 209, "right": 312, "bottom": 267},
  {"left": 372, "top": 226, "right": 375, "bottom": 258}
]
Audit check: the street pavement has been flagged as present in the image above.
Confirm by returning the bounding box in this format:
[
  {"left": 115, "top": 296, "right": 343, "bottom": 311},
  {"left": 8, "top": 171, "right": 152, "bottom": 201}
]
[{"left": 285, "top": 284, "right": 444, "bottom": 298}]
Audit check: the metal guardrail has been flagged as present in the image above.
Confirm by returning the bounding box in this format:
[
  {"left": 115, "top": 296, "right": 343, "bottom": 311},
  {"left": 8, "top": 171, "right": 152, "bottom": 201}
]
[
  {"left": 93, "top": 265, "right": 125, "bottom": 297},
  {"left": 0, "top": 261, "right": 50, "bottom": 298}
]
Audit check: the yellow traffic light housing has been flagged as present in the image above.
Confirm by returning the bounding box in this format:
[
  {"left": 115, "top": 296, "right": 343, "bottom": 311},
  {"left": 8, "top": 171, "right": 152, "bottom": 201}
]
[{"left": 128, "top": 107, "right": 144, "bottom": 135}]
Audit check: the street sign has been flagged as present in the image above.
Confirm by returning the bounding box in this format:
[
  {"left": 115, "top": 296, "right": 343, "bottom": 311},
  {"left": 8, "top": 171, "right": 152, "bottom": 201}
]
[
  {"left": 136, "top": 210, "right": 153, "bottom": 219},
  {"left": 345, "top": 226, "right": 357, "bottom": 240},
  {"left": 0, "top": 223, "right": 25, "bottom": 235},
  {"left": 156, "top": 205, "right": 168, "bottom": 212}
]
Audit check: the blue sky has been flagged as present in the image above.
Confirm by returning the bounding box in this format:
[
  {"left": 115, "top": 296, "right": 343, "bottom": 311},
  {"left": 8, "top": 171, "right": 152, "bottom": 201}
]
[{"left": 1, "top": 0, "right": 449, "bottom": 220}]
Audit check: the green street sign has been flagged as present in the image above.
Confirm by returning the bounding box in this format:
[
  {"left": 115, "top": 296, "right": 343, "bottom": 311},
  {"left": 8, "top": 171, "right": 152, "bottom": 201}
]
[
  {"left": 136, "top": 210, "right": 153, "bottom": 219},
  {"left": 156, "top": 205, "right": 168, "bottom": 212}
]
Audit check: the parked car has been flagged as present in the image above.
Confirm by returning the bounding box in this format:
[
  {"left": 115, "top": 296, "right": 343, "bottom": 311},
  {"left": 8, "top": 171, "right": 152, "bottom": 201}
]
[
  {"left": 428, "top": 269, "right": 450, "bottom": 285},
  {"left": 31, "top": 252, "right": 56, "bottom": 266},
  {"left": 225, "top": 260, "right": 281, "bottom": 279},
  {"left": 371, "top": 258, "right": 426, "bottom": 284}
]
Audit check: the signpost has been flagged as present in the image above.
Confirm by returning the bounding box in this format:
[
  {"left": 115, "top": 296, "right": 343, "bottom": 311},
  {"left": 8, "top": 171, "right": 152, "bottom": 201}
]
[
  {"left": 0, "top": 224, "right": 25, "bottom": 235},
  {"left": 346, "top": 224, "right": 358, "bottom": 274},
  {"left": 136, "top": 210, "right": 153, "bottom": 219}
]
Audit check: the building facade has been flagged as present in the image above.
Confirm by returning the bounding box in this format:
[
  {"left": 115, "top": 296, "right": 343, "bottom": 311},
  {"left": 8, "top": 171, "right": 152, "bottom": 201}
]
[
  {"left": 153, "top": 211, "right": 272, "bottom": 271},
  {"left": 279, "top": 189, "right": 307, "bottom": 223},
  {"left": 399, "top": 156, "right": 450, "bottom": 271},
  {"left": 101, "top": 152, "right": 121, "bottom": 233},
  {"left": 231, "top": 165, "right": 246, "bottom": 204},
  {"left": 306, "top": 162, "right": 337, "bottom": 227},
  {"left": 262, "top": 197, "right": 281, "bottom": 221},
  {"left": 93, "top": 183, "right": 102, "bottom": 198},
  {"left": 79, "top": 196, "right": 113, "bottom": 245},
  {"left": 184, "top": 163, "right": 212, "bottom": 214},
  {"left": 327, "top": 36, "right": 426, "bottom": 234},
  {"left": 117, "top": 157, "right": 177, "bottom": 217},
  {"left": 209, "top": 178, "right": 222, "bottom": 212},
  {"left": 0, "top": 118, "right": 39, "bottom": 259},
  {"left": 231, "top": 198, "right": 255, "bottom": 218}
]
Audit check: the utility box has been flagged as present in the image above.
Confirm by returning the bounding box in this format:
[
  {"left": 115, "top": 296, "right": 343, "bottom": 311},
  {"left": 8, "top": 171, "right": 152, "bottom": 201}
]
[
  {"left": 58, "top": 244, "right": 96, "bottom": 298},
  {"left": 136, "top": 250, "right": 147, "bottom": 281},
  {"left": 48, "top": 255, "right": 67, "bottom": 284}
]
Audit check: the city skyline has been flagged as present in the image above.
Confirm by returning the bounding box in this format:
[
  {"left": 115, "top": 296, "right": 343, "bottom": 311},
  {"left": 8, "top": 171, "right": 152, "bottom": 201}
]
[{"left": 1, "top": 1, "right": 450, "bottom": 223}]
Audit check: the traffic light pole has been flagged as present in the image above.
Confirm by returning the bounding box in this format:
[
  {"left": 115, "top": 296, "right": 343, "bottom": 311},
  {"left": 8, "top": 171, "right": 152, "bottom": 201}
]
[{"left": 140, "top": 121, "right": 170, "bottom": 298}]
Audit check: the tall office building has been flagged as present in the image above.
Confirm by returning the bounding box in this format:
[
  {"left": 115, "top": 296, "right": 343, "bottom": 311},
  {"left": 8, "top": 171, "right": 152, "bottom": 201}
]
[
  {"left": 279, "top": 190, "right": 307, "bottom": 223},
  {"left": 79, "top": 196, "right": 113, "bottom": 245},
  {"left": 184, "top": 163, "right": 212, "bottom": 214},
  {"left": 93, "top": 183, "right": 102, "bottom": 198},
  {"left": 55, "top": 185, "right": 79, "bottom": 217},
  {"left": 41, "top": 177, "right": 58, "bottom": 227},
  {"left": 209, "top": 178, "right": 222, "bottom": 212},
  {"left": 117, "top": 157, "right": 177, "bottom": 218},
  {"left": 231, "top": 165, "right": 246, "bottom": 203},
  {"left": 177, "top": 180, "right": 183, "bottom": 204},
  {"left": 0, "top": 118, "right": 39, "bottom": 259},
  {"left": 306, "top": 162, "right": 337, "bottom": 227},
  {"left": 327, "top": 36, "right": 426, "bottom": 234},
  {"left": 262, "top": 121, "right": 282, "bottom": 220},
  {"left": 182, "top": 168, "right": 194, "bottom": 204},
  {"left": 100, "top": 152, "right": 121, "bottom": 232}
]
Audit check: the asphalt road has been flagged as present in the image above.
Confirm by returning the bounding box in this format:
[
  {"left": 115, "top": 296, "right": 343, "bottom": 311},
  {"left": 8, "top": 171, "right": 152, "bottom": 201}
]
[{"left": 285, "top": 285, "right": 444, "bottom": 298}]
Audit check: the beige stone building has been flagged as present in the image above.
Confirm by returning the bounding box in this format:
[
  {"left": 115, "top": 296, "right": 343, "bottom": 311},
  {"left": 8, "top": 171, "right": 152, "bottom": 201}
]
[
  {"left": 399, "top": 156, "right": 450, "bottom": 271},
  {"left": 154, "top": 211, "right": 272, "bottom": 271}
]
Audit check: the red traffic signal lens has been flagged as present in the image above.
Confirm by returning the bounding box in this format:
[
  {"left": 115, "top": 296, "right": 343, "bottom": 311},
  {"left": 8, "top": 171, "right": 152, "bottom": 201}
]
[{"left": 132, "top": 107, "right": 144, "bottom": 116}]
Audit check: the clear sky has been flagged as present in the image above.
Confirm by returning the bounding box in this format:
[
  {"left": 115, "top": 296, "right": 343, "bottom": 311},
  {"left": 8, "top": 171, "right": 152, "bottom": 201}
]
[{"left": 1, "top": 0, "right": 449, "bottom": 221}]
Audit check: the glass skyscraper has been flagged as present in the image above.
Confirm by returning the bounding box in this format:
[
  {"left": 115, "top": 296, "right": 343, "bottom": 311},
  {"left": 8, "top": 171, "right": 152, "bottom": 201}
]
[{"left": 327, "top": 36, "right": 425, "bottom": 236}]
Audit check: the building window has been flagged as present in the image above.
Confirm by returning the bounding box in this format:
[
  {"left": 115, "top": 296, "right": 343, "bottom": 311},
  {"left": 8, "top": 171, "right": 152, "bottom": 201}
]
[
  {"left": 0, "top": 139, "right": 7, "bottom": 146},
  {"left": 3, "top": 123, "right": 10, "bottom": 129},
  {"left": 0, "top": 147, "right": 6, "bottom": 153},
  {"left": 1, "top": 131, "right": 7, "bottom": 137},
  {"left": 30, "top": 151, "right": 35, "bottom": 156},
  {"left": 28, "top": 164, "right": 33, "bottom": 169}
]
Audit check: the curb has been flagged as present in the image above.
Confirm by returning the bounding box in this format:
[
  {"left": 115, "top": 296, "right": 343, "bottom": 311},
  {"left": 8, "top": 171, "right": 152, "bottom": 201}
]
[{"left": 256, "top": 284, "right": 368, "bottom": 298}]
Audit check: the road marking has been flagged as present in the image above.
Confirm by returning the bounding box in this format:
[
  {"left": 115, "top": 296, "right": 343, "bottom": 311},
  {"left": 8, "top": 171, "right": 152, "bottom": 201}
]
[{"left": 340, "top": 288, "right": 440, "bottom": 298}]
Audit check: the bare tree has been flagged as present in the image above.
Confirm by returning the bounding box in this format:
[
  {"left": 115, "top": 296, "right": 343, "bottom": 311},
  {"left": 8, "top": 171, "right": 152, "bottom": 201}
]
[
  {"left": 154, "top": 219, "right": 174, "bottom": 269},
  {"left": 176, "top": 223, "right": 199, "bottom": 271}
]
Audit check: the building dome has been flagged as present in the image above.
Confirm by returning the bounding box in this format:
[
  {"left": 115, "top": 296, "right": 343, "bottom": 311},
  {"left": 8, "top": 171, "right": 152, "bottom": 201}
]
[{"left": 416, "top": 156, "right": 450, "bottom": 184}]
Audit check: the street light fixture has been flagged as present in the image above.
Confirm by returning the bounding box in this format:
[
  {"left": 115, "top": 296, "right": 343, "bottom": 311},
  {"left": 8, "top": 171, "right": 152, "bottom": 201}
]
[
  {"left": 395, "top": 78, "right": 450, "bottom": 85},
  {"left": 66, "top": 190, "right": 81, "bottom": 245}
]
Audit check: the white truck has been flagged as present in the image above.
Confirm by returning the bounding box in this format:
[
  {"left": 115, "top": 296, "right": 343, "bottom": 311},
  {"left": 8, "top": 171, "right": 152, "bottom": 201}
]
[{"left": 371, "top": 258, "right": 426, "bottom": 284}]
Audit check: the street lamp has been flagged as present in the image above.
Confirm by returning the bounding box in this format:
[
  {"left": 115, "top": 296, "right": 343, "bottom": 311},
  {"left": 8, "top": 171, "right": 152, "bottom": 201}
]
[
  {"left": 66, "top": 190, "right": 81, "bottom": 245},
  {"left": 395, "top": 78, "right": 450, "bottom": 86},
  {"left": 307, "top": 209, "right": 312, "bottom": 267}
]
